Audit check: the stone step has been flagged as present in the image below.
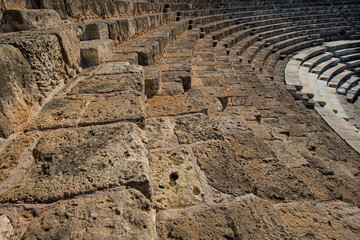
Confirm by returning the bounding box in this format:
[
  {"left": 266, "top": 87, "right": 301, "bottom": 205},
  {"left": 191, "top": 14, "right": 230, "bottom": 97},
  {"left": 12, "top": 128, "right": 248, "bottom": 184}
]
[
  {"left": 311, "top": 57, "right": 340, "bottom": 75},
  {"left": 319, "top": 63, "right": 346, "bottom": 81},
  {"left": 80, "top": 39, "right": 115, "bottom": 66},
  {"left": 303, "top": 52, "right": 334, "bottom": 68}
]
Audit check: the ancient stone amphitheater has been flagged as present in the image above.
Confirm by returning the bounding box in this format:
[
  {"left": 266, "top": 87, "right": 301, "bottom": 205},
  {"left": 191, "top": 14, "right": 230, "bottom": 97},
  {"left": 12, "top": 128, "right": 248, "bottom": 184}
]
[{"left": 0, "top": 0, "right": 360, "bottom": 239}]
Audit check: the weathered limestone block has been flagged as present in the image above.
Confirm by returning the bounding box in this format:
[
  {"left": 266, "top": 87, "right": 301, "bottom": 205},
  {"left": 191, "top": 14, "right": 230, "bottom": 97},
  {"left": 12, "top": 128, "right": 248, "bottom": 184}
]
[
  {"left": 69, "top": 74, "right": 144, "bottom": 95},
  {"left": 54, "top": 27, "right": 80, "bottom": 68},
  {"left": 192, "top": 140, "right": 254, "bottom": 196},
  {"left": 21, "top": 189, "right": 155, "bottom": 239},
  {"left": 157, "top": 82, "right": 184, "bottom": 96},
  {"left": 0, "top": 215, "right": 13, "bottom": 240},
  {"left": 83, "top": 22, "right": 109, "bottom": 40},
  {"left": 157, "top": 196, "right": 293, "bottom": 239},
  {"left": 162, "top": 70, "right": 191, "bottom": 89},
  {"left": 174, "top": 113, "right": 223, "bottom": 144},
  {"left": 151, "top": 147, "right": 204, "bottom": 210},
  {"left": 144, "top": 65, "right": 161, "bottom": 96},
  {"left": 0, "top": 134, "right": 37, "bottom": 183},
  {"left": 0, "top": 122, "right": 152, "bottom": 203},
  {"left": 276, "top": 202, "right": 358, "bottom": 239},
  {"left": 0, "top": 34, "right": 67, "bottom": 97},
  {"left": 25, "top": 95, "right": 90, "bottom": 131},
  {"left": 146, "top": 89, "right": 207, "bottom": 118},
  {"left": 80, "top": 91, "right": 146, "bottom": 128},
  {"left": 146, "top": 117, "right": 178, "bottom": 149},
  {"left": 94, "top": 61, "right": 143, "bottom": 76},
  {"left": 0, "top": 44, "right": 38, "bottom": 137},
  {"left": 80, "top": 39, "right": 115, "bottom": 66},
  {"left": 1, "top": 9, "right": 62, "bottom": 32}
]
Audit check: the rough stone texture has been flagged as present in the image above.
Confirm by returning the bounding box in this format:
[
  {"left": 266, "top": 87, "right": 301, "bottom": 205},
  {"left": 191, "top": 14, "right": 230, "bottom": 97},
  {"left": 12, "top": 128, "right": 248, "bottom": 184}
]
[
  {"left": 80, "top": 39, "right": 115, "bottom": 66},
  {"left": 69, "top": 74, "right": 144, "bottom": 95},
  {"left": 276, "top": 202, "right": 358, "bottom": 239},
  {"left": 0, "top": 134, "right": 37, "bottom": 183},
  {"left": 146, "top": 89, "right": 207, "bottom": 117},
  {"left": 146, "top": 117, "right": 178, "bottom": 149},
  {"left": 0, "top": 123, "right": 151, "bottom": 203},
  {"left": 25, "top": 95, "right": 90, "bottom": 131},
  {"left": 83, "top": 22, "right": 109, "bottom": 40},
  {"left": 157, "top": 196, "right": 293, "bottom": 239},
  {"left": 151, "top": 147, "right": 204, "bottom": 210},
  {"left": 21, "top": 189, "right": 155, "bottom": 240},
  {"left": 1, "top": 9, "right": 62, "bottom": 32},
  {"left": 94, "top": 61, "right": 143, "bottom": 76},
  {"left": 80, "top": 91, "right": 145, "bottom": 128},
  {"left": 144, "top": 65, "right": 161, "bottom": 97},
  {"left": 0, "top": 215, "right": 13, "bottom": 240},
  {"left": 192, "top": 140, "right": 254, "bottom": 196},
  {"left": 0, "top": 44, "right": 38, "bottom": 137},
  {"left": 0, "top": 34, "right": 67, "bottom": 97},
  {"left": 174, "top": 113, "right": 223, "bottom": 144}
]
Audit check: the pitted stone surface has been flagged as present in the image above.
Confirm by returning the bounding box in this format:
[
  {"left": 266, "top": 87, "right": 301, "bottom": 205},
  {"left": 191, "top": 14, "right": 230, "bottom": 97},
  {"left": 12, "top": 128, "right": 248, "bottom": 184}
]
[
  {"left": 174, "top": 113, "right": 223, "bottom": 144},
  {"left": 80, "top": 91, "right": 145, "bottom": 127},
  {"left": 21, "top": 189, "right": 155, "bottom": 240},
  {"left": 276, "top": 202, "right": 358, "bottom": 240},
  {"left": 26, "top": 95, "right": 90, "bottom": 131},
  {"left": 151, "top": 147, "right": 204, "bottom": 210},
  {"left": 192, "top": 140, "right": 254, "bottom": 196},
  {"left": 1, "top": 9, "right": 62, "bottom": 32},
  {"left": 94, "top": 62, "right": 144, "bottom": 76},
  {"left": 0, "top": 123, "right": 151, "bottom": 203},
  {"left": 0, "top": 134, "right": 37, "bottom": 183},
  {"left": 146, "top": 89, "right": 207, "bottom": 117},
  {"left": 0, "top": 44, "right": 38, "bottom": 137},
  {"left": 157, "top": 196, "right": 293, "bottom": 239},
  {"left": 69, "top": 74, "right": 144, "bottom": 95}
]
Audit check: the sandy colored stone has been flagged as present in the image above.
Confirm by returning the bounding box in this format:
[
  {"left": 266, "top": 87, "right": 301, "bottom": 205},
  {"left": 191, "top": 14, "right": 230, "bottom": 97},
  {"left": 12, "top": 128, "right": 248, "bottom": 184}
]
[
  {"left": 69, "top": 74, "right": 144, "bottom": 95},
  {"left": 323, "top": 201, "right": 360, "bottom": 238},
  {"left": 26, "top": 95, "right": 90, "bottom": 131},
  {"left": 0, "top": 34, "right": 67, "bottom": 97},
  {"left": 94, "top": 62, "right": 143, "bottom": 76},
  {"left": 0, "top": 134, "right": 37, "bottom": 183},
  {"left": 157, "top": 196, "right": 293, "bottom": 239},
  {"left": 243, "top": 160, "right": 314, "bottom": 202},
  {"left": 151, "top": 147, "right": 204, "bottom": 210},
  {"left": 0, "top": 215, "right": 13, "bottom": 240},
  {"left": 144, "top": 65, "right": 161, "bottom": 96},
  {"left": 80, "top": 39, "right": 115, "bottom": 66},
  {"left": 276, "top": 202, "right": 358, "bottom": 240},
  {"left": 80, "top": 91, "right": 145, "bottom": 128},
  {"left": 22, "top": 189, "right": 155, "bottom": 240},
  {"left": 225, "top": 131, "right": 274, "bottom": 160},
  {"left": 1, "top": 9, "right": 61, "bottom": 32},
  {"left": 146, "top": 89, "right": 207, "bottom": 117},
  {"left": 174, "top": 113, "right": 223, "bottom": 144},
  {"left": 192, "top": 140, "right": 254, "bottom": 196},
  {"left": 145, "top": 117, "right": 178, "bottom": 149},
  {"left": 0, "top": 122, "right": 151, "bottom": 203},
  {"left": 0, "top": 44, "right": 38, "bottom": 137},
  {"left": 157, "top": 82, "right": 184, "bottom": 96}
]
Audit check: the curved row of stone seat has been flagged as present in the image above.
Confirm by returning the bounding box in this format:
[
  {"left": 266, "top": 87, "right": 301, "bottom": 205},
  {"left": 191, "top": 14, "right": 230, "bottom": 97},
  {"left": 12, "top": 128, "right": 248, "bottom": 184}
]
[{"left": 284, "top": 41, "right": 360, "bottom": 119}]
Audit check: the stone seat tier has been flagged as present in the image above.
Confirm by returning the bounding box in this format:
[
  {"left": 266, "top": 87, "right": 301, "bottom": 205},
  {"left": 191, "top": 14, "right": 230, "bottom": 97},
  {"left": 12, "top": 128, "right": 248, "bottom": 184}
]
[
  {"left": 303, "top": 52, "right": 334, "bottom": 68},
  {"left": 337, "top": 76, "right": 360, "bottom": 95},
  {"left": 324, "top": 39, "right": 360, "bottom": 51},
  {"left": 311, "top": 58, "right": 340, "bottom": 75},
  {"left": 334, "top": 47, "right": 360, "bottom": 56},
  {"left": 319, "top": 63, "right": 346, "bottom": 81},
  {"left": 339, "top": 53, "right": 360, "bottom": 62},
  {"left": 328, "top": 70, "right": 354, "bottom": 88}
]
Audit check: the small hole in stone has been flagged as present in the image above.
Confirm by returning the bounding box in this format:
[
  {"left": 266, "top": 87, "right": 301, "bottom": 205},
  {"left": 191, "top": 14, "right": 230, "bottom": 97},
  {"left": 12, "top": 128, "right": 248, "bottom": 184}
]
[{"left": 170, "top": 172, "right": 179, "bottom": 181}]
